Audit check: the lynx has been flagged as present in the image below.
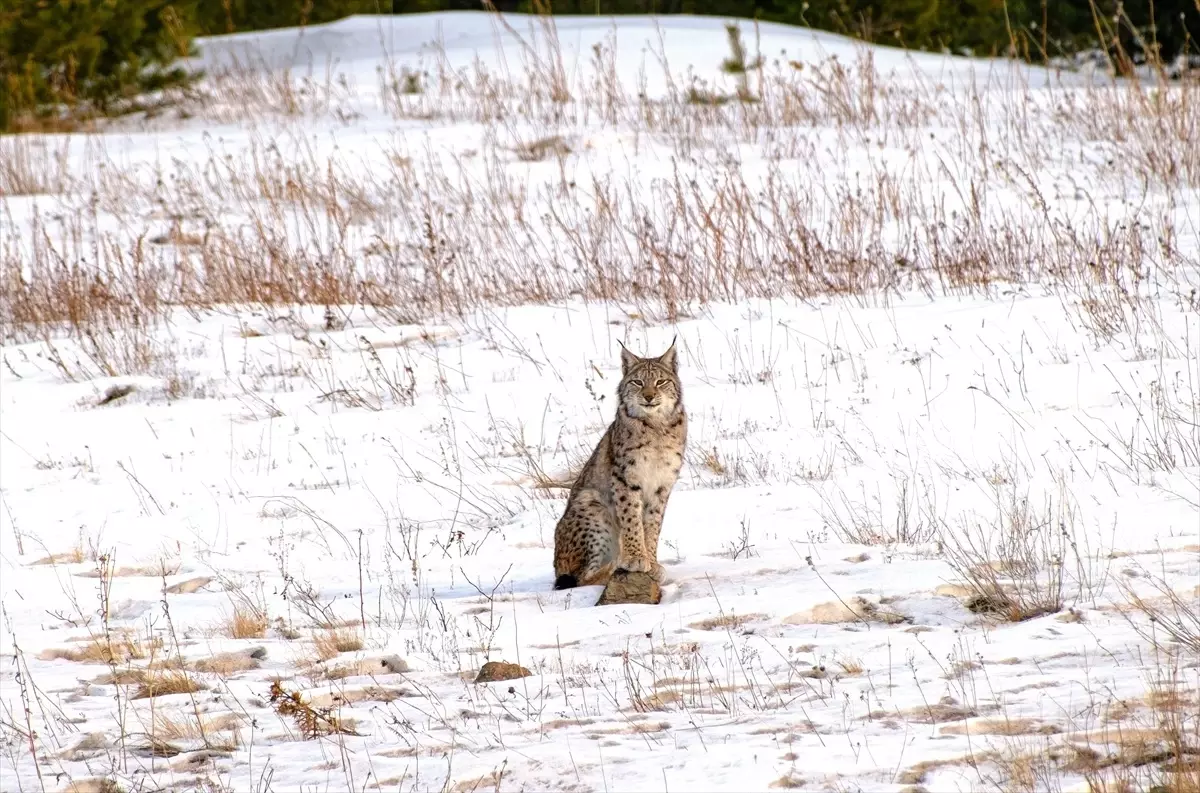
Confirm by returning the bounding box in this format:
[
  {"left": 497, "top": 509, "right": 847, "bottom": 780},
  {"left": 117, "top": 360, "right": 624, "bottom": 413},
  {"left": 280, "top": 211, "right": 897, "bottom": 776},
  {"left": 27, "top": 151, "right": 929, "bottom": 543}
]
[{"left": 553, "top": 340, "right": 687, "bottom": 590}]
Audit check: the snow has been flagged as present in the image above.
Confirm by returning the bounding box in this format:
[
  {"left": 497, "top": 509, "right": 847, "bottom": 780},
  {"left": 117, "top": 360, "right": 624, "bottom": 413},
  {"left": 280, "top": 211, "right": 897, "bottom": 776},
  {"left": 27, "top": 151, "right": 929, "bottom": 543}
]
[{"left": 2, "top": 11, "right": 1198, "bottom": 793}]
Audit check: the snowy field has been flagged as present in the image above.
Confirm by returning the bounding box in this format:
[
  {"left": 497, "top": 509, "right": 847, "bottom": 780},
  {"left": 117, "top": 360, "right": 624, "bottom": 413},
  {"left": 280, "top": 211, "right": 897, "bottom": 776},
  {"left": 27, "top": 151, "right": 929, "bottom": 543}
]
[{"left": 2, "top": 11, "right": 1199, "bottom": 793}]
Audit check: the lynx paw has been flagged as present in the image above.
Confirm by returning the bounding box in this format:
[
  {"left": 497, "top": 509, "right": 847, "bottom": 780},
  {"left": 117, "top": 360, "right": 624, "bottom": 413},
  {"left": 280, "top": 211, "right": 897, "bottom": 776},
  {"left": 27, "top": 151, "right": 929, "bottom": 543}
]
[
  {"left": 616, "top": 555, "right": 651, "bottom": 574},
  {"left": 649, "top": 562, "right": 665, "bottom": 582}
]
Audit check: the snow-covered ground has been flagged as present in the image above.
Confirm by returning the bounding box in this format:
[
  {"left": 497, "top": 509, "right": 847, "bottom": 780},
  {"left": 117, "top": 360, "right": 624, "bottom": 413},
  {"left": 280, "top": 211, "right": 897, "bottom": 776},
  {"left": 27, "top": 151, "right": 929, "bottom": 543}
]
[{"left": 2, "top": 12, "right": 1198, "bottom": 793}]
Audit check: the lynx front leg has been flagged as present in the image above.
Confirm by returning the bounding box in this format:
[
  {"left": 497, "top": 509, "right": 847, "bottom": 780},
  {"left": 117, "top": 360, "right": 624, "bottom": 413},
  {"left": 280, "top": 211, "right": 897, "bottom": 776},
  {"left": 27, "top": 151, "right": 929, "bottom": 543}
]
[
  {"left": 612, "top": 476, "right": 650, "bottom": 573},
  {"left": 642, "top": 487, "right": 672, "bottom": 581}
]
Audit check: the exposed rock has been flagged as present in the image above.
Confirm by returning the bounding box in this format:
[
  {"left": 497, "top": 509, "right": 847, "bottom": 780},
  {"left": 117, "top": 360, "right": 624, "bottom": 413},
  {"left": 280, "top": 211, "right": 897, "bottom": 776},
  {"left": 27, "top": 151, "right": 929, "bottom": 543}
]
[
  {"left": 964, "top": 592, "right": 1014, "bottom": 616},
  {"left": 379, "top": 654, "right": 410, "bottom": 674},
  {"left": 596, "top": 570, "right": 661, "bottom": 606},
  {"left": 473, "top": 661, "right": 531, "bottom": 684},
  {"left": 97, "top": 384, "right": 136, "bottom": 406}
]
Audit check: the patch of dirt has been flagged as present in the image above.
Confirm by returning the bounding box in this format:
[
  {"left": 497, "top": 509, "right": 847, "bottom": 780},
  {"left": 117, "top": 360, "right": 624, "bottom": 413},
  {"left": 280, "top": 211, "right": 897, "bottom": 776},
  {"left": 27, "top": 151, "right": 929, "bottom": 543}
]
[
  {"left": 192, "top": 647, "right": 266, "bottom": 675},
  {"left": 688, "top": 612, "right": 768, "bottom": 631},
  {"left": 76, "top": 562, "right": 181, "bottom": 578},
  {"left": 783, "top": 596, "right": 907, "bottom": 625},
  {"left": 896, "top": 753, "right": 991, "bottom": 785},
  {"left": 939, "top": 717, "right": 1060, "bottom": 736},
  {"left": 30, "top": 550, "right": 86, "bottom": 566},
  {"left": 934, "top": 583, "right": 974, "bottom": 598},
  {"left": 474, "top": 661, "right": 531, "bottom": 683},
  {"left": 530, "top": 640, "right": 581, "bottom": 649},
  {"left": 769, "top": 773, "right": 806, "bottom": 788},
  {"left": 165, "top": 576, "right": 213, "bottom": 594},
  {"left": 308, "top": 686, "right": 412, "bottom": 708},
  {"left": 894, "top": 698, "right": 981, "bottom": 724}
]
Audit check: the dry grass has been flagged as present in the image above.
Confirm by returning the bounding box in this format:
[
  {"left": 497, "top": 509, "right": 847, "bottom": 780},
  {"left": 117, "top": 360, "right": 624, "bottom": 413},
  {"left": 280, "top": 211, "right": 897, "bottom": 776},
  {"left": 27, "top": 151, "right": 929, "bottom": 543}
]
[
  {"left": 148, "top": 712, "right": 242, "bottom": 751},
  {"left": 1116, "top": 558, "right": 1200, "bottom": 654},
  {"left": 898, "top": 700, "right": 980, "bottom": 724},
  {"left": 449, "top": 770, "right": 505, "bottom": 793},
  {"left": 768, "top": 773, "right": 806, "bottom": 789},
  {"left": 30, "top": 548, "right": 86, "bottom": 566},
  {"left": 698, "top": 447, "right": 728, "bottom": 477},
  {"left": 75, "top": 561, "right": 181, "bottom": 578},
  {"left": 895, "top": 755, "right": 988, "bottom": 786},
  {"left": 0, "top": 136, "right": 71, "bottom": 196},
  {"left": 3, "top": 18, "right": 1198, "bottom": 792},
  {"left": 939, "top": 717, "right": 1059, "bottom": 737},
  {"left": 39, "top": 632, "right": 161, "bottom": 664},
  {"left": 688, "top": 612, "right": 767, "bottom": 631},
  {"left": 224, "top": 605, "right": 269, "bottom": 639},
  {"left": 835, "top": 656, "right": 865, "bottom": 676},
  {"left": 62, "top": 780, "right": 126, "bottom": 793},
  {"left": 982, "top": 652, "right": 1200, "bottom": 793},
  {"left": 2, "top": 27, "right": 1194, "bottom": 360},
  {"left": 130, "top": 669, "right": 206, "bottom": 700},
  {"left": 268, "top": 679, "right": 359, "bottom": 739},
  {"left": 939, "top": 477, "right": 1091, "bottom": 622},
  {"left": 989, "top": 741, "right": 1070, "bottom": 793},
  {"left": 312, "top": 627, "right": 364, "bottom": 661},
  {"left": 307, "top": 687, "right": 408, "bottom": 709},
  {"left": 191, "top": 649, "right": 264, "bottom": 675}
]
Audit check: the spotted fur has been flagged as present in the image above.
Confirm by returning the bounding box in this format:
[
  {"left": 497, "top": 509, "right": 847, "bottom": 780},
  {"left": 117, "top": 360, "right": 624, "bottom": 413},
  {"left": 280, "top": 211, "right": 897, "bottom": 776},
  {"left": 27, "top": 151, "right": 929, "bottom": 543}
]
[{"left": 553, "top": 340, "right": 687, "bottom": 590}]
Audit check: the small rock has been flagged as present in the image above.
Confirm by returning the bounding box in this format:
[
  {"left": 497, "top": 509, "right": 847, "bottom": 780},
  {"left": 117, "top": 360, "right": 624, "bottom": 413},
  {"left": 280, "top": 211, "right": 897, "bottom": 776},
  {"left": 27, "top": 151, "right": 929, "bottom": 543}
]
[
  {"left": 965, "top": 593, "right": 1013, "bottom": 615},
  {"left": 474, "top": 661, "right": 531, "bottom": 684},
  {"left": 165, "top": 576, "right": 212, "bottom": 595},
  {"left": 97, "top": 384, "right": 136, "bottom": 406},
  {"left": 596, "top": 570, "right": 661, "bottom": 606},
  {"left": 379, "top": 655, "right": 410, "bottom": 674}
]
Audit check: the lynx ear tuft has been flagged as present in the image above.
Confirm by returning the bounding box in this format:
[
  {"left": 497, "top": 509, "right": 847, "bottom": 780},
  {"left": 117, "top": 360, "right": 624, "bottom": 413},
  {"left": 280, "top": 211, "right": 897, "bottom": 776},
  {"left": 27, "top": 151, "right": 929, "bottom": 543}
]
[
  {"left": 657, "top": 337, "right": 678, "bottom": 372},
  {"left": 618, "top": 339, "right": 639, "bottom": 374}
]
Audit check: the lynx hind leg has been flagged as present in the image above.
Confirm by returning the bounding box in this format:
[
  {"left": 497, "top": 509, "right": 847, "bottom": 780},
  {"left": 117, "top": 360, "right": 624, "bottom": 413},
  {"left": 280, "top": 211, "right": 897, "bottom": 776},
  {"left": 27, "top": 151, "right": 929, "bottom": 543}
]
[{"left": 554, "top": 490, "right": 616, "bottom": 589}]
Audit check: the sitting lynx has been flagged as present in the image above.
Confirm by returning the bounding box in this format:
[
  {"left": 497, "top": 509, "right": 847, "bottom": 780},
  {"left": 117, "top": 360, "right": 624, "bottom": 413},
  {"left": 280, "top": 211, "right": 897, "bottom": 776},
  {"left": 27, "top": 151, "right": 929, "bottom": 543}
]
[{"left": 553, "top": 340, "right": 687, "bottom": 590}]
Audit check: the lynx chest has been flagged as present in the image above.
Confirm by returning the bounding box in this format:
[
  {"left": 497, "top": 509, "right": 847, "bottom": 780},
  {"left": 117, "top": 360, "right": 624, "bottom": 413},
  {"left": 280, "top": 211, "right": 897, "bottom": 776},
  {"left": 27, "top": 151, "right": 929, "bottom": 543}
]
[{"left": 617, "top": 425, "right": 685, "bottom": 498}]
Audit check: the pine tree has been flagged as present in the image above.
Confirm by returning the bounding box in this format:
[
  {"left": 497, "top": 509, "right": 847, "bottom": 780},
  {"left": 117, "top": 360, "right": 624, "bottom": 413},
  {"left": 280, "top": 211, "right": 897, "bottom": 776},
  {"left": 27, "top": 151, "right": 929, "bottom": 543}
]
[{"left": 1, "top": 0, "right": 198, "bottom": 131}]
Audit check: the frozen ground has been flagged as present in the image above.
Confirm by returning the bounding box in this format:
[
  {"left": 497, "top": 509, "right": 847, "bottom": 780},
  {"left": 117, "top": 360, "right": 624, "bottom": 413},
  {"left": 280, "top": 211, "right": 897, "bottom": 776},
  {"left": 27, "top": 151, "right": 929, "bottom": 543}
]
[{"left": 2, "top": 12, "right": 1199, "bottom": 793}]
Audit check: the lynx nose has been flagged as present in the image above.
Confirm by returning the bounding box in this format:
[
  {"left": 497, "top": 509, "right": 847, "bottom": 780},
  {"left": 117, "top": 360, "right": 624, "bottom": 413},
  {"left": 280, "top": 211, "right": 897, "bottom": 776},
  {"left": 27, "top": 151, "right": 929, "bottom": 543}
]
[{"left": 641, "top": 385, "right": 658, "bottom": 402}]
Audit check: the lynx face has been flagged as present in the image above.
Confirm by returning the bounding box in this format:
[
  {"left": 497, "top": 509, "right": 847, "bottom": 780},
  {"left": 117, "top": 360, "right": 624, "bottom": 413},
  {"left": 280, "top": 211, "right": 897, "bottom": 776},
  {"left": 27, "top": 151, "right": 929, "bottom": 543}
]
[{"left": 618, "top": 343, "right": 681, "bottom": 420}]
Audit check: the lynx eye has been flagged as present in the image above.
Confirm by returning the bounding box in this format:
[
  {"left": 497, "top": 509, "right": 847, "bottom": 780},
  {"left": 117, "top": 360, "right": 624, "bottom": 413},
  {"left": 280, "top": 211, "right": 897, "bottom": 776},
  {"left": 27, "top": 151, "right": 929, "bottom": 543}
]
[
  {"left": 630, "top": 379, "right": 644, "bottom": 387},
  {"left": 655, "top": 379, "right": 668, "bottom": 386}
]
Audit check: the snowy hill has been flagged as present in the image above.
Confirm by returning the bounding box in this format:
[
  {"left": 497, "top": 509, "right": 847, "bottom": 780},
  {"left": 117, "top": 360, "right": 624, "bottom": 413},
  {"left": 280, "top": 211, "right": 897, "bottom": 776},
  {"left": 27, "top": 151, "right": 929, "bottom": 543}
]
[{"left": 1, "top": 12, "right": 1197, "bottom": 793}]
